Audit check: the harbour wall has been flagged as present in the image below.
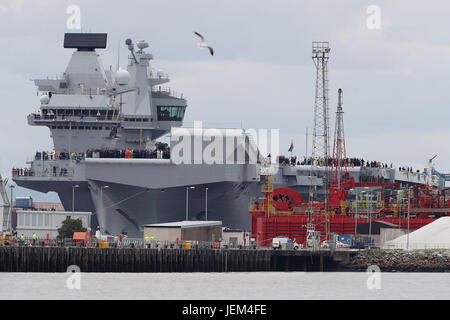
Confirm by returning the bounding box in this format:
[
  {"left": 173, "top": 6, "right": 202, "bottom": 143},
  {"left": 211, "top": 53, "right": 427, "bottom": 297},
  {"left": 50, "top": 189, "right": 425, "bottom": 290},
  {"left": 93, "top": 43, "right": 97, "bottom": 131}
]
[{"left": 0, "top": 247, "right": 353, "bottom": 272}]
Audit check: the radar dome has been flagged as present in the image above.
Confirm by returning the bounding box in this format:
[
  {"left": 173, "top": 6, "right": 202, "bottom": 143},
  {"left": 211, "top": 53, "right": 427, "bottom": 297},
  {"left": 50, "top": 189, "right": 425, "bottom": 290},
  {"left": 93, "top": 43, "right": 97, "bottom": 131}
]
[
  {"left": 115, "top": 68, "right": 131, "bottom": 86},
  {"left": 40, "top": 94, "right": 50, "bottom": 104},
  {"left": 136, "top": 40, "right": 149, "bottom": 50}
]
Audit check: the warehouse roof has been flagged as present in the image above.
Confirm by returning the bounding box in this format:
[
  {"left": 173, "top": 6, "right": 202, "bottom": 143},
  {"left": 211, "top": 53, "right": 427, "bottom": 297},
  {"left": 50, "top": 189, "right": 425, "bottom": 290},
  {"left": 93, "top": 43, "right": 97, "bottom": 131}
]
[
  {"left": 143, "top": 220, "right": 222, "bottom": 229},
  {"left": 223, "top": 227, "right": 245, "bottom": 233}
]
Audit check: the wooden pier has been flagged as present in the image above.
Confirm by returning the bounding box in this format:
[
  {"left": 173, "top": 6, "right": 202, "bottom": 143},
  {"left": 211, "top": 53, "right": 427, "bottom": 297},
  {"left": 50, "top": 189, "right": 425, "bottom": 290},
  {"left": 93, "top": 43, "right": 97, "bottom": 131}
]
[{"left": 0, "top": 247, "right": 356, "bottom": 272}]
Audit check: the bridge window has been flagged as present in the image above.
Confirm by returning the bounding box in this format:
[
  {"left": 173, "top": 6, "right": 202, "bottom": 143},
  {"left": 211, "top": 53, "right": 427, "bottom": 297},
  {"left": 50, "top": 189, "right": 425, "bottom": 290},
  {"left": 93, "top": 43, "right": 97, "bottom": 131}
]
[{"left": 157, "top": 106, "right": 185, "bottom": 121}]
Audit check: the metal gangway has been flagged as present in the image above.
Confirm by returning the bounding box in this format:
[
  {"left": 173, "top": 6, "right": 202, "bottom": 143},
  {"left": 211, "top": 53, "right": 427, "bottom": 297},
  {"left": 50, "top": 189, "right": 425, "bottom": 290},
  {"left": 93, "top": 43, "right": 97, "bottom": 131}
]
[{"left": 0, "top": 175, "right": 11, "bottom": 232}]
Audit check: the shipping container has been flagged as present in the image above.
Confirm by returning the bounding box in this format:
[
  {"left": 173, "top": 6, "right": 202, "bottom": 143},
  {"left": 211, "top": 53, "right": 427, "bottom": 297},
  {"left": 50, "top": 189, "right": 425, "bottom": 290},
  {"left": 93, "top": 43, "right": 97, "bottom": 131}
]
[{"left": 15, "top": 196, "right": 33, "bottom": 209}]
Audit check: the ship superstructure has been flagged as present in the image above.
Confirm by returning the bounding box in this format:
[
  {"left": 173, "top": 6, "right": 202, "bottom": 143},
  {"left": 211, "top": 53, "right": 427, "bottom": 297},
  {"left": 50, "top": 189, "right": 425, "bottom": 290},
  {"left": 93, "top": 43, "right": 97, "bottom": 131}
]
[
  {"left": 14, "top": 33, "right": 261, "bottom": 236},
  {"left": 30, "top": 33, "right": 185, "bottom": 152}
]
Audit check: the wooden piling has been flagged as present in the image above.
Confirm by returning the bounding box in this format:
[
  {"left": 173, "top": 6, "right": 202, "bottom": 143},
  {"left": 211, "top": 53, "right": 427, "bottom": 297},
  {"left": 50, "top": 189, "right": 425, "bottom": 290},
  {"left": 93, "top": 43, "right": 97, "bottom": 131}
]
[
  {"left": 0, "top": 246, "right": 356, "bottom": 273},
  {"left": 320, "top": 252, "right": 324, "bottom": 272}
]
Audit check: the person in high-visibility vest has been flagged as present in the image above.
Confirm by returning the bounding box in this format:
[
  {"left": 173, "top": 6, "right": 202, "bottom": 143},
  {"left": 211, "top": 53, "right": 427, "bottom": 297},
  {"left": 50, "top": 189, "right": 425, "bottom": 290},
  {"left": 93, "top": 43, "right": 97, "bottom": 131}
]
[
  {"left": 145, "top": 236, "right": 153, "bottom": 248},
  {"left": 32, "top": 232, "right": 37, "bottom": 245},
  {"left": 20, "top": 234, "right": 25, "bottom": 241}
]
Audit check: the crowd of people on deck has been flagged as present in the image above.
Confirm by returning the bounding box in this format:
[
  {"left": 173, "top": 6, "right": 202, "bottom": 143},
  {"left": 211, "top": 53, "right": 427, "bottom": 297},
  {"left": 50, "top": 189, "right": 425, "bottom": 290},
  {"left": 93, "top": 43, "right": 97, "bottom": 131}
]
[
  {"left": 278, "top": 155, "right": 298, "bottom": 166},
  {"left": 13, "top": 144, "right": 173, "bottom": 177},
  {"left": 276, "top": 155, "right": 426, "bottom": 174},
  {"left": 12, "top": 168, "right": 33, "bottom": 176},
  {"left": 30, "top": 143, "right": 172, "bottom": 162},
  {"left": 35, "top": 151, "right": 83, "bottom": 161},
  {"left": 12, "top": 167, "right": 70, "bottom": 177},
  {"left": 399, "top": 167, "right": 420, "bottom": 173},
  {"left": 86, "top": 144, "right": 170, "bottom": 159},
  {"left": 277, "top": 156, "right": 392, "bottom": 168},
  {"left": 14, "top": 143, "right": 427, "bottom": 180}
]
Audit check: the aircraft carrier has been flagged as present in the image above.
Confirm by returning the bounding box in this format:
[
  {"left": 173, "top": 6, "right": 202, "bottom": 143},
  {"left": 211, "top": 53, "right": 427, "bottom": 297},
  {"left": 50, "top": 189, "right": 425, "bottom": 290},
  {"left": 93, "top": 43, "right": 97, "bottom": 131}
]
[{"left": 12, "top": 33, "right": 446, "bottom": 237}]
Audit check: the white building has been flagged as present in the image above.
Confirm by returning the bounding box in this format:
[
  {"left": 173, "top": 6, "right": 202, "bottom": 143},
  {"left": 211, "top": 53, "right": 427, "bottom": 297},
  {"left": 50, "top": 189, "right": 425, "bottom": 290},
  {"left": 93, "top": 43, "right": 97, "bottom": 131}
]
[
  {"left": 143, "top": 220, "right": 222, "bottom": 242},
  {"left": 16, "top": 210, "right": 91, "bottom": 239},
  {"left": 222, "top": 228, "right": 249, "bottom": 247}
]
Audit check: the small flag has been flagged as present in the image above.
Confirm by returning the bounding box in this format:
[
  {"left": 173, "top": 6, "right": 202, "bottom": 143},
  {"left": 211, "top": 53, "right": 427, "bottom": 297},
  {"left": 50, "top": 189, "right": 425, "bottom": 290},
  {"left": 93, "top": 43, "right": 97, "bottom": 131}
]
[{"left": 288, "top": 140, "right": 294, "bottom": 152}]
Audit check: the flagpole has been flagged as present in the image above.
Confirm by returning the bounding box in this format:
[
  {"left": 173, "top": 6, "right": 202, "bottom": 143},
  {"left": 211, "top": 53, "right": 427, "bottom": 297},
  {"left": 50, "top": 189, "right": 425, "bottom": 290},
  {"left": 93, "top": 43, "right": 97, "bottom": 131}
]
[
  {"left": 289, "top": 140, "right": 294, "bottom": 161},
  {"left": 305, "top": 127, "right": 308, "bottom": 160}
]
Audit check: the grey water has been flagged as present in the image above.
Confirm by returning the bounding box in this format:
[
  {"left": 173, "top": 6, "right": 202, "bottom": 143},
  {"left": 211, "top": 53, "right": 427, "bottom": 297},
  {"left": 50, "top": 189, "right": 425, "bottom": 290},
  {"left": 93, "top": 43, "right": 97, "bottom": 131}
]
[{"left": 0, "top": 272, "right": 449, "bottom": 300}]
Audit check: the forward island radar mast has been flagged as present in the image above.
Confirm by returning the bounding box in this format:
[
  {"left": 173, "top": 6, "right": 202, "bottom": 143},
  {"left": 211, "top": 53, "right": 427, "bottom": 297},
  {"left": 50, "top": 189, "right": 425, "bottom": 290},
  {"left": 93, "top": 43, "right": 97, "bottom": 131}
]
[{"left": 331, "top": 88, "right": 346, "bottom": 189}]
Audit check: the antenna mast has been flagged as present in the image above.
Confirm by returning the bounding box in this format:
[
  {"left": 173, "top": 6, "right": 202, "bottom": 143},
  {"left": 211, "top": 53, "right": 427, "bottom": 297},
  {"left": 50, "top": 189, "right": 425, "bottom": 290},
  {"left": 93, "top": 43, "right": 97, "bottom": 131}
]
[
  {"left": 306, "top": 41, "right": 331, "bottom": 248},
  {"left": 311, "top": 41, "right": 331, "bottom": 203},
  {"left": 331, "top": 88, "right": 346, "bottom": 189},
  {"left": 117, "top": 39, "right": 120, "bottom": 71}
]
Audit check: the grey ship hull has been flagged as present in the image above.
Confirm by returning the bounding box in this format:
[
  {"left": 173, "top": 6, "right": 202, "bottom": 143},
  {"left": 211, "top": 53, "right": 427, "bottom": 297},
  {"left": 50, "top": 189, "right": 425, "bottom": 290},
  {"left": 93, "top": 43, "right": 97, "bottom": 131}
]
[
  {"left": 95, "top": 181, "right": 261, "bottom": 237},
  {"left": 16, "top": 179, "right": 261, "bottom": 237},
  {"left": 84, "top": 158, "right": 262, "bottom": 237},
  {"left": 14, "top": 157, "right": 262, "bottom": 237}
]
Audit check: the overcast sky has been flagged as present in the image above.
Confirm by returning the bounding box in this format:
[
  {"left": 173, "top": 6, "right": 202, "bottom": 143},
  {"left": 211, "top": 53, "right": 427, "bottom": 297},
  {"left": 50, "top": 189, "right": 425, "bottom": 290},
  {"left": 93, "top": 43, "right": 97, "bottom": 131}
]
[{"left": 1, "top": 0, "right": 450, "bottom": 200}]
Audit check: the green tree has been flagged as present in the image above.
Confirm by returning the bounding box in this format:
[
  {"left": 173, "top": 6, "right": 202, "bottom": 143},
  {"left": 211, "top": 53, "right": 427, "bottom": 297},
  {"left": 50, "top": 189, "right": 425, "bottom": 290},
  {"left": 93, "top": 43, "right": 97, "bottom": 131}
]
[{"left": 57, "top": 218, "right": 87, "bottom": 239}]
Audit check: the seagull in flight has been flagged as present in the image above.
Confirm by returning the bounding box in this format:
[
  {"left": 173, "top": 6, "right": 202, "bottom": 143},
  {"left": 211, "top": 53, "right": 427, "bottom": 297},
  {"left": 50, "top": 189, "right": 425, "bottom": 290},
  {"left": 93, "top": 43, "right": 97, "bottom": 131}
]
[{"left": 194, "top": 31, "right": 214, "bottom": 56}]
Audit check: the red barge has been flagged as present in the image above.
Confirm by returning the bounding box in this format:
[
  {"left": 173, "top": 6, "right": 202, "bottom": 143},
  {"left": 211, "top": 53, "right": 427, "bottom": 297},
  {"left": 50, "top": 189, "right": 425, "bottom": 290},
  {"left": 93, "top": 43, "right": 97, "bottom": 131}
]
[{"left": 250, "top": 176, "right": 450, "bottom": 247}]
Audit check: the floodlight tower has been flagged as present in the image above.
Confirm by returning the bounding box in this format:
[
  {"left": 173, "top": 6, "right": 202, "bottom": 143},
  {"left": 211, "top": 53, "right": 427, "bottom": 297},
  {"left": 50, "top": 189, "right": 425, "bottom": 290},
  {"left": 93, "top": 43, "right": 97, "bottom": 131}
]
[
  {"left": 311, "top": 41, "right": 331, "bottom": 202},
  {"left": 331, "top": 88, "right": 346, "bottom": 189},
  {"left": 306, "top": 42, "right": 331, "bottom": 247}
]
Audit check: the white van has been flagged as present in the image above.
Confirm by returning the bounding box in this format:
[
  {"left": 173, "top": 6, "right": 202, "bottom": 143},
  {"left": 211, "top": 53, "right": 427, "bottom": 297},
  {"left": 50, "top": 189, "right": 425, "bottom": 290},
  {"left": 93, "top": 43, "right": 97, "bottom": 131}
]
[{"left": 272, "top": 237, "right": 301, "bottom": 250}]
